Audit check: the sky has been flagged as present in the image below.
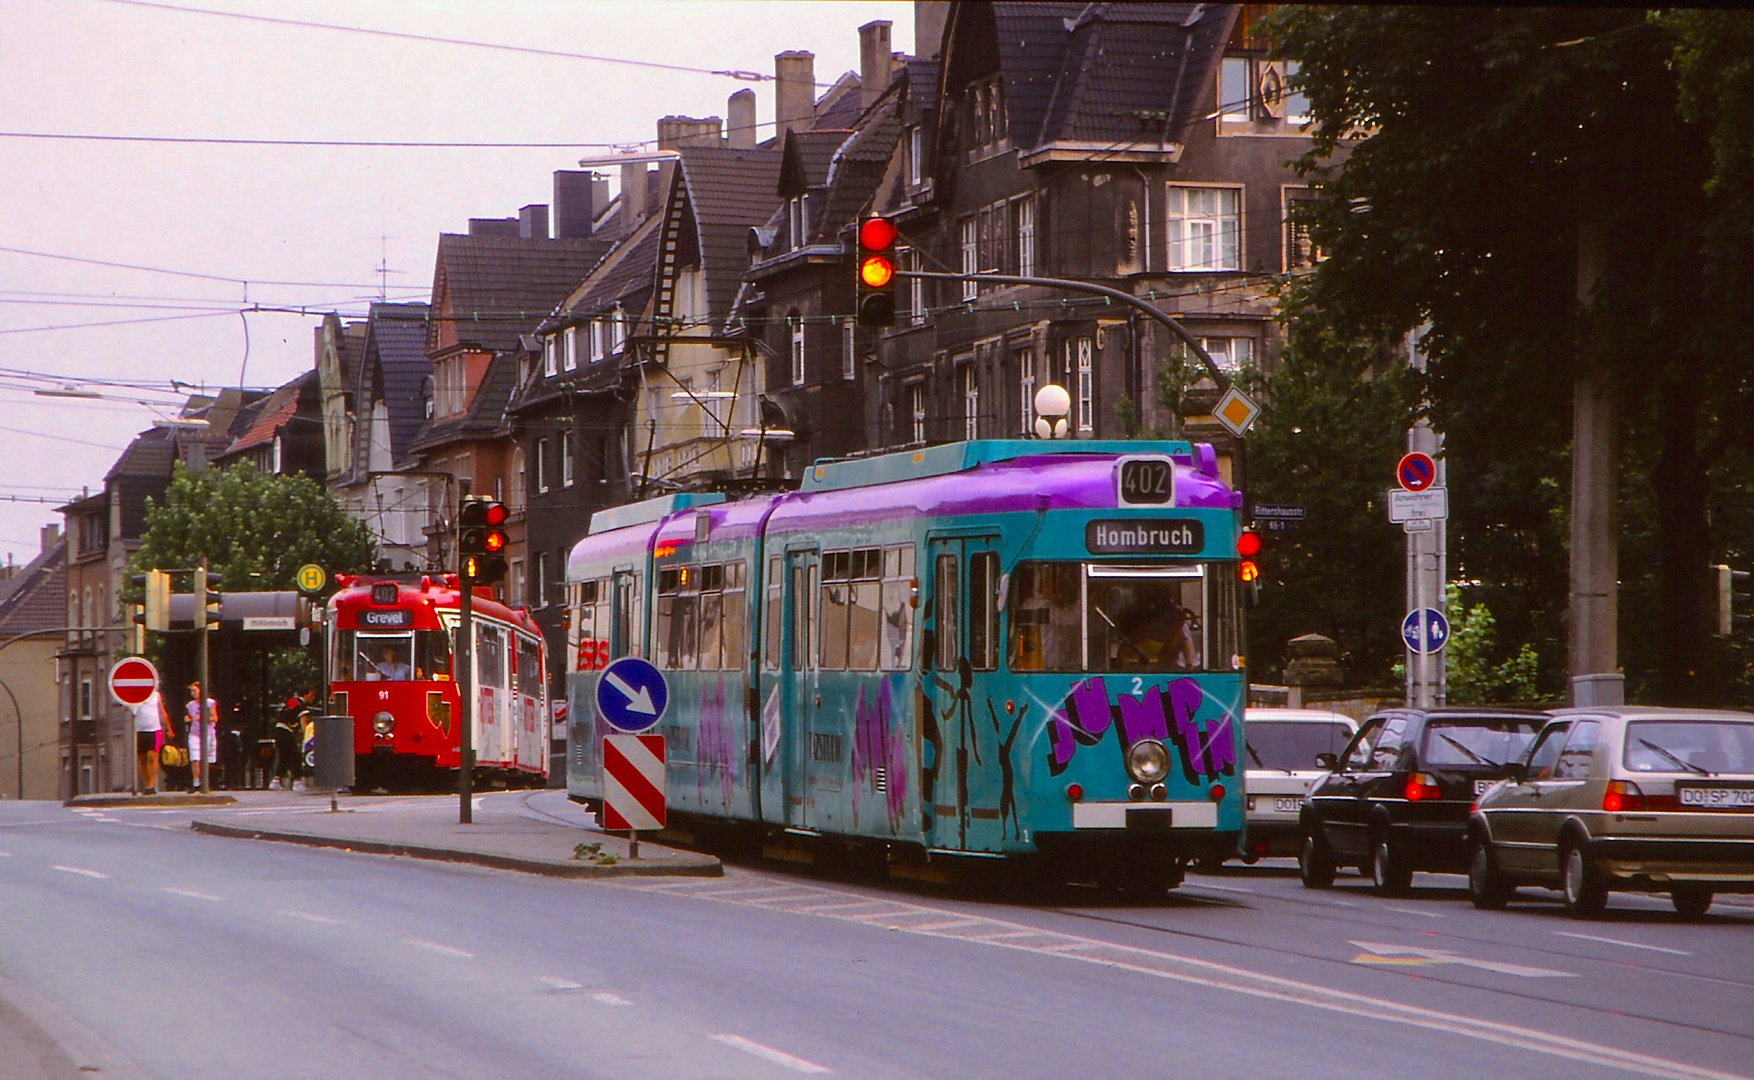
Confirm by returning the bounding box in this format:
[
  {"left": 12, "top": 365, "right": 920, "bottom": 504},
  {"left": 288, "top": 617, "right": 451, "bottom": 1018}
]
[{"left": 0, "top": 0, "right": 915, "bottom": 568}]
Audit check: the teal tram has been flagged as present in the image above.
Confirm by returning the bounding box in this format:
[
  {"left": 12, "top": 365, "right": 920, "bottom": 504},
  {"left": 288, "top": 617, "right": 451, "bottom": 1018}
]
[{"left": 563, "top": 440, "right": 1250, "bottom": 891}]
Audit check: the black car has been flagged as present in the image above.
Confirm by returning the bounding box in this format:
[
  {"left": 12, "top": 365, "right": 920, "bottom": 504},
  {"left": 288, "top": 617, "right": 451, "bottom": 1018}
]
[{"left": 1298, "top": 707, "right": 1545, "bottom": 894}]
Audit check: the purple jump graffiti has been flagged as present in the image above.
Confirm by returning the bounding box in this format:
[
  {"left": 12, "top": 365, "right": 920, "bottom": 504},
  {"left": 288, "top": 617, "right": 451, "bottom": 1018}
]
[{"left": 1046, "top": 676, "right": 1235, "bottom": 780}]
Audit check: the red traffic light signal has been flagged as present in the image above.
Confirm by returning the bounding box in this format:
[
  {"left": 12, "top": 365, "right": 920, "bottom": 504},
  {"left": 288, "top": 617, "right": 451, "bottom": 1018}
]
[
  {"left": 855, "top": 215, "right": 898, "bottom": 328},
  {"left": 458, "top": 496, "right": 509, "bottom": 571}
]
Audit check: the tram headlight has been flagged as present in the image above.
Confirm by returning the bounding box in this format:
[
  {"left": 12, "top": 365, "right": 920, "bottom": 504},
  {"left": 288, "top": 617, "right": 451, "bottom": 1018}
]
[
  {"left": 1126, "top": 739, "right": 1170, "bottom": 784},
  {"left": 372, "top": 711, "right": 395, "bottom": 735}
]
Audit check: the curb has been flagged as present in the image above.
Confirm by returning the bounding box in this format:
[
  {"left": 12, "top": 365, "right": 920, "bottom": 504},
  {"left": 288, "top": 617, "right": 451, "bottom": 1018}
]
[
  {"left": 66, "top": 794, "right": 236, "bottom": 809},
  {"left": 189, "top": 820, "right": 722, "bottom": 878}
]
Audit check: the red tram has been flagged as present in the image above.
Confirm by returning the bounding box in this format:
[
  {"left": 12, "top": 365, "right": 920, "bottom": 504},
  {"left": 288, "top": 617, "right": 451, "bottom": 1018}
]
[{"left": 327, "top": 574, "right": 549, "bottom": 790}]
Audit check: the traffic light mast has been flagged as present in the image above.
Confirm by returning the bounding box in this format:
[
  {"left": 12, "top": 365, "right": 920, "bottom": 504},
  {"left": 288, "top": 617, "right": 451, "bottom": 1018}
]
[{"left": 454, "top": 494, "right": 508, "bottom": 824}]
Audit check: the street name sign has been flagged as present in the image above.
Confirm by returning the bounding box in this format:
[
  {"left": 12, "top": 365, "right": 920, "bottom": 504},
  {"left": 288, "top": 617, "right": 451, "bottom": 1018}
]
[
  {"left": 595, "top": 656, "right": 669, "bottom": 734},
  {"left": 109, "top": 657, "right": 159, "bottom": 707},
  {"left": 1388, "top": 487, "right": 1448, "bottom": 523},
  {"left": 602, "top": 733, "right": 666, "bottom": 831},
  {"left": 1396, "top": 452, "right": 1437, "bottom": 492},
  {"left": 1402, "top": 608, "right": 1451, "bottom": 654}
]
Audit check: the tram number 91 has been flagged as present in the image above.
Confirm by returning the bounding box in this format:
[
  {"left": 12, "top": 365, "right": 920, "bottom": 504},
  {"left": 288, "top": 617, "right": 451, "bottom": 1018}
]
[
  {"left": 576, "top": 638, "right": 610, "bottom": 671},
  {"left": 1117, "top": 457, "right": 1174, "bottom": 506}
]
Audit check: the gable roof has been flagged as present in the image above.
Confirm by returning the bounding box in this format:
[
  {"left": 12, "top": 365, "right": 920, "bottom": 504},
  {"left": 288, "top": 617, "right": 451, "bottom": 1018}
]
[
  {"left": 1036, "top": 3, "right": 1232, "bottom": 147},
  {"left": 779, "top": 129, "right": 852, "bottom": 196},
  {"left": 428, "top": 234, "right": 613, "bottom": 356},
  {"left": 670, "top": 145, "right": 785, "bottom": 331},
  {"left": 407, "top": 353, "right": 518, "bottom": 454},
  {"left": 363, "top": 302, "right": 432, "bottom": 466},
  {"left": 0, "top": 537, "right": 66, "bottom": 635},
  {"left": 223, "top": 370, "right": 317, "bottom": 456}
]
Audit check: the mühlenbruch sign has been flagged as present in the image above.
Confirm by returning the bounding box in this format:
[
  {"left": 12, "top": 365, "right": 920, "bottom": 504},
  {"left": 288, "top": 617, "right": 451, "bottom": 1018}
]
[{"left": 1085, "top": 519, "right": 1204, "bottom": 556}]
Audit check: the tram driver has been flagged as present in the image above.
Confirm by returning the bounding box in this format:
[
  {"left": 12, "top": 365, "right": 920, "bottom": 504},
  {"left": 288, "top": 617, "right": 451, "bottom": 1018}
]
[{"left": 363, "top": 641, "right": 412, "bottom": 681}]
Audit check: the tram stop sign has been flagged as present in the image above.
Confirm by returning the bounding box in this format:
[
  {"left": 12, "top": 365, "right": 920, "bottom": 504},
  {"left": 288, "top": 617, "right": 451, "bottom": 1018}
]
[
  {"left": 109, "top": 657, "right": 160, "bottom": 707},
  {"left": 595, "top": 656, "right": 669, "bottom": 734}
]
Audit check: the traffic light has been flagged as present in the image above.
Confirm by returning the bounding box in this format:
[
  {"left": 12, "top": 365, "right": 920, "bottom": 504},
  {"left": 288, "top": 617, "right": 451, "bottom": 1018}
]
[
  {"left": 854, "top": 215, "right": 897, "bottom": 328},
  {"left": 130, "top": 569, "right": 171, "bottom": 631},
  {"left": 1238, "top": 528, "right": 1263, "bottom": 608},
  {"left": 1715, "top": 564, "right": 1751, "bottom": 636},
  {"left": 129, "top": 603, "right": 145, "bottom": 654},
  {"left": 194, "top": 567, "right": 223, "bottom": 629},
  {"left": 459, "top": 497, "right": 508, "bottom": 584}
]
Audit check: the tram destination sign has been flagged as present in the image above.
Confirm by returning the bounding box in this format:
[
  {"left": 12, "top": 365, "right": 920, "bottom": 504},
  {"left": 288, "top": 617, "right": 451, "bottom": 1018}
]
[
  {"left": 1085, "top": 518, "right": 1204, "bottom": 556},
  {"left": 358, "top": 608, "right": 414, "bottom": 628}
]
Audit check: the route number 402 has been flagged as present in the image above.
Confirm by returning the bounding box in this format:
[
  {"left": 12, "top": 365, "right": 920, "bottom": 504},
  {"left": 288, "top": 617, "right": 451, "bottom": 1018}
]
[
  {"left": 1117, "top": 456, "right": 1174, "bottom": 507},
  {"left": 576, "top": 638, "right": 610, "bottom": 671}
]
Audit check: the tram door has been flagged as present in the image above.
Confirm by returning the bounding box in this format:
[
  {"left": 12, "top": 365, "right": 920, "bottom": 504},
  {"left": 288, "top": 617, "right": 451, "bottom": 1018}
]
[
  {"left": 924, "top": 534, "right": 1002, "bottom": 852},
  {"left": 781, "top": 548, "right": 818, "bottom": 830}
]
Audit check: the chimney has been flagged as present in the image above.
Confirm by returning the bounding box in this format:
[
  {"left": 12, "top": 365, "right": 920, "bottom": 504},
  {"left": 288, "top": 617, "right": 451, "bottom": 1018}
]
[
  {"left": 728, "top": 89, "right": 758, "bottom": 148},
  {"left": 915, "top": 1, "right": 950, "bottom": 60},
  {"left": 620, "top": 162, "right": 648, "bottom": 227},
  {"left": 860, "top": 21, "right": 893, "bottom": 111},
  {"left": 468, "top": 217, "right": 520, "bottom": 237},
  {"left": 40, "top": 523, "right": 59, "bottom": 552},
  {"left": 552, "top": 171, "right": 596, "bottom": 239},
  {"left": 518, "top": 203, "right": 550, "bottom": 240},
  {"left": 591, "top": 176, "right": 611, "bottom": 222},
  {"left": 775, "top": 50, "right": 815, "bottom": 136},
  {"left": 658, "top": 115, "right": 724, "bottom": 148}
]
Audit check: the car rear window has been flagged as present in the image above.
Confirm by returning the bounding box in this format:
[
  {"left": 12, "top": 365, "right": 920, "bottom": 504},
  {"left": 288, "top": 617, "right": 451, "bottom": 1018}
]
[
  {"left": 1247, "top": 721, "right": 1354, "bottom": 772},
  {"left": 1420, "top": 718, "right": 1542, "bottom": 769},
  {"left": 1623, "top": 719, "right": 1754, "bottom": 776}
]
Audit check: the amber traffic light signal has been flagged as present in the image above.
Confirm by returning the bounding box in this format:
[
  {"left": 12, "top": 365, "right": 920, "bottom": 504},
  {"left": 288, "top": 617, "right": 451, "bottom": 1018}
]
[{"left": 855, "top": 215, "right": 897, "bottom": 328}]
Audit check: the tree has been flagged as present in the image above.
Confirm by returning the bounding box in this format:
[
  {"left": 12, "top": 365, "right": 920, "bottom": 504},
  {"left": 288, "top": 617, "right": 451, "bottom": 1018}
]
[
  {"left": 1442, "top": 585, "right": 1542, "bottom": 705},
  {"left": 131, "top": 462, "right": 376, "bottom": 590},
  {"left": 1271, "top": 7, "right": 1754, "bottom": 704}
]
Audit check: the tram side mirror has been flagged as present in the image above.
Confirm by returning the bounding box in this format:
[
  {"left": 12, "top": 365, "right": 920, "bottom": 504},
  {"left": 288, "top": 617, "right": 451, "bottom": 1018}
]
[{"left": 1315, "top": 752, "right": 1338, "bottom": 770}]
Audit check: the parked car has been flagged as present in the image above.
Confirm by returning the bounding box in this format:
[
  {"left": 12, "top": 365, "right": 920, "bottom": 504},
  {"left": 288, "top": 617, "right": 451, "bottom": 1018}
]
[
  {"left": 1467, "top": 707, "right": 1754, "bottom": 919},
  {"left": 1299, "top": 707, "right": 1544, "bottom": 893},
  {"left": 1215, "top": 708, "right": 1356, "bottom": 867}
]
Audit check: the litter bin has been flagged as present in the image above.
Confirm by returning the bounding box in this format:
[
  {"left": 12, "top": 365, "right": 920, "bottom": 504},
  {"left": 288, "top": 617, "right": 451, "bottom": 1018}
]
[{"left": 311, "top": 715, "right": 355, "bottom": 790}]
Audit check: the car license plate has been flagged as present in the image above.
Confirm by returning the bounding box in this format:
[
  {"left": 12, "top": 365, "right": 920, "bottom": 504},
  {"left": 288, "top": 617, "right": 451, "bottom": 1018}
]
[
  {"left": 1677, "top": 784, "right": 1754, "bottom": 810},
  {"left": 1474, "top": 779, "right": 1496, "bottom": 795},
  {"left": 1273, "top": 797, "right": 1301, "bottom": 813}
]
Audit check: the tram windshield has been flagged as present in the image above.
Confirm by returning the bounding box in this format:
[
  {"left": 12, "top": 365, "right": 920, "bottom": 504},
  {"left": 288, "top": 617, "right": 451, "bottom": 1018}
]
[
  {"left": 335, "top": 630, "right": 451, "bottom": 681},
  {"left": 1008, "top": 562, "right": 1235, "bottom": 673}
]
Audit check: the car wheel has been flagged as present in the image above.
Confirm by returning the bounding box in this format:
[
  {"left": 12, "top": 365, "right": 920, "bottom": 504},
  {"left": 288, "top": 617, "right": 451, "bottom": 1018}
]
[
  {"left": 1467, "top": 840, "right": 1512, "bottom": 910},
  {"left": 1299, "top": 831, "right": 1335, "bottom": 889},
  {"left": 1371, "top": 835, "right": 1413, "bottom": 895},
  {"left": 1671, "top": 885, "right": 1713, "bottom": 920},
  {"left": 1561, "top": 842, "right": 1608, "bottom": 918}
]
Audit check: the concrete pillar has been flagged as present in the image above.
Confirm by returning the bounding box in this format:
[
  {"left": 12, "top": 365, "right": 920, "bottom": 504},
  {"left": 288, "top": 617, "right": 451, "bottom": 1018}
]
[{"left": 1569, "top": 223, "right": 1622, "bottom": 706}]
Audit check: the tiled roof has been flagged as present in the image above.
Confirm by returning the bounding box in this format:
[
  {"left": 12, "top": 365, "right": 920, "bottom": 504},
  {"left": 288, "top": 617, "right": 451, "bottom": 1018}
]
[
  {"left": 0, "top": 539, "right": 66, "bottom": 635},
  {"left": 780, "top": 129, "right": 852, "bottom": 196},
  {"left": 104, "top": 427, "right": 176, "bottom": 483},
  {"left": 813, "top": 72, "right": 866, "bottom": 131},
  {"left": 224, "top": 370, "right": 316, "bottom": 455},
  {"left": 428, "top": 234, "right": 613, "bottom": 356},
  {"left": 364, "top": 302, "right": 432, "bottom": 465},
  {"left": 408, "top": 353, "right": 517, "bottom": 454},
  {"left": 673, "top": 145, "right": 785, "bottom": 330},
  {"left": 988, "top": 2, "right": 1087, "bottom": 149},
  {"left": 566, "top": 216, "right": 661, "bottom": 318},
  {"left": 1036, "top": 3, "right": 1230, "bottom": 147}
]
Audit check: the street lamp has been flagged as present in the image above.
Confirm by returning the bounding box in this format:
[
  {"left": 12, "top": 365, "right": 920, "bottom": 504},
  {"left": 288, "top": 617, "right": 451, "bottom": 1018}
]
[{"left": 1034, "top": 384, "right": 1071, "bottom": 439}]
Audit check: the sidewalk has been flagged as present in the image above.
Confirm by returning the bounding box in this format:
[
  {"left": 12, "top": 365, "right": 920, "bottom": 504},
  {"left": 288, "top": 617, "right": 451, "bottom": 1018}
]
[{"left": 184, "top": 790, "right": 721, "bottom": 879}]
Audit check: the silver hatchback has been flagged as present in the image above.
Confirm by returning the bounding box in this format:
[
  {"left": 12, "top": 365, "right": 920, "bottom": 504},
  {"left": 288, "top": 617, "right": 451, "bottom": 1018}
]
[{"left": 1468, "top": 707, "right": 1754, "bottom": 918}]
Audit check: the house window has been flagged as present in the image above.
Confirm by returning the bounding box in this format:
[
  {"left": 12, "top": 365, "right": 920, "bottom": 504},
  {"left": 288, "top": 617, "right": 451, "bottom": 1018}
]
[
  {"left": 544, "top": 334, "right": 559, "bottom": 377},
  {"left": 790, "top": 315, "right": 805, "bottom": 386},
  {"left": 841, "top": 319, "right": 855, "bottom": 380},
  {"left": 903, "top": 248, "right": 924, "bottom": 325},
  {"left": 1166, "top": 186, "right": 1241, "bottom": 271},
  {"left": 589, "top": 320, "right": 605, "bottom": 363},
  {"left": 510, "top": 559, "right": 525, "bottom": 606},
  {"left": 1017, "top": 347, "right": 1035, "bottom": 436},
  {"left": 611, "top": 305, "right": 627, "bottom": 354},
  {"left": 970, "top": 77, "right": 1005, "bottom": 147},
  {"left": 1076, "top": 337, "right": 1094, "bottom": 433},
  {"left": 908, "top": 383, "right": 926, "bottom": 444},
  {"left": 906, "top": 125, "right": 923, "bottom": 186},
  {"left": 562, "top": 438, "right": 574, "bottom": 488},
  {"left": 533, "top": 550, "right": 547, "bottom": 608},
  {"left": 1015, "top": 198, "right": 1036, "bottom": 278},
  {"left": 536, "top": 437, "right": 550, "bottom": 493},
  {"left": 1282, "top": 187, "right": 1323, "bottom": 270},
  {"left": 563, "top": 326, "right": 578, "bottom": 372},
  {"left": 959, "top": 217, "right": 977, "bottom": 300},
  {"left": 962, "top": 363, "right": 979, "bottom": 441},
  {"left": 788, "top": 196, "right": 809, "bottom": 249},
  {"left": 1219, "top": 56, "right": 1251, "bottom": 122},
  {"left": 1198, "top": 336, "right": 1256, "bottom": 371}
]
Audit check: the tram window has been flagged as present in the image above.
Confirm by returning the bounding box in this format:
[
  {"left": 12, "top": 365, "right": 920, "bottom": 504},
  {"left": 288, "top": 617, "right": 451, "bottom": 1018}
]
[
  {"left": 1087, "top": 569, "right": 1203, "bottom": 672},
  {"left": 934, "top": 554, "right": 960, "bottom": 671},
  {"left": 334, "top": 630, "right": 354, "bottom": 680},
  {"left": 790, "top": 562, "right": 813, "bottom": 670},
  {"left": 612, "top": 574, "right": 639, "bottom": 660},
  {"left": 1209, "top": 568, "right": 1241, "bottom": 669},
  {"left": 820, "top": 551, "right": 850, "bottom": 670},
  {"left": 722, "top": 561, "right": 747, "bottom": 670},
  {"left": 657, "top": 566, "right": 700, "bottom": 670},
  {"left": 847, "top": 548, "right": 882, "bottom": 671},
  {"left": 359, "top": 633, "right": 414, "bottom": 681},
  {"left": 515, "top": 636, "right": 542, "bottom": 693},
  {"left": 879, "top": 544, "right": 915, "bottom": 671},
  {"left": 700, "top": 565, "right": 724, "bottom": 671},
  {"left": 968, "top": 551, "right": 998, "bottom": 671},
  {"left": 764, "top": 555, "right": 782, "bottom": 671},
  {"left": 1007, "top": 563, "right": 1082, "bottom": 672},
  {"left": 416, "top": 629, "right": 451, "bottom": 680},
  {"left": 477, "top": 624, "right": 506, "bottom": 687}
]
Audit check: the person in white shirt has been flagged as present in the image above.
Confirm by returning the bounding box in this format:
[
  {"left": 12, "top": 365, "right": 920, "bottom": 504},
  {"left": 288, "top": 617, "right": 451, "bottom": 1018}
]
[
  {"left": 185, "top": 681, "right": 219, "bottom": 790},
  {"left": 132, "top": 688, "right": 168, "bottom": 794}
]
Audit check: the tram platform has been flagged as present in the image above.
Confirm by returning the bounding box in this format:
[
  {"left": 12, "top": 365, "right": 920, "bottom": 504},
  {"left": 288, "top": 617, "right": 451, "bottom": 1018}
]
[{"left": 165, "top": 789, "right": 720, "bottom": 879}]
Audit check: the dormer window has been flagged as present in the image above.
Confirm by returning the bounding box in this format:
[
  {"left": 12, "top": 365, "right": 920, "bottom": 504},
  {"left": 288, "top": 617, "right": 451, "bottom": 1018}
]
[
  {"left": 563, "top": 325, "right": 578, "bottom": 372},
  {"left": 589, "top": 319, "right": 606, "bottom": 363},
  {"left": 1218, "top": 56, "right": 1312, "bottom": 134},
  {"left": 611, "top": 304, "right": 627, "bottom": 354},
  {"left": 906, "top": 125, "right": 923, "bottom": 186},
  {"left": 788, "top": 196, "right": 809, "bottom": 250},
  {"left": 970, "top": 77, "right": 1006, "bottom": 149},
  {"left": 543, "top": 334, "right": 558, "bottom": 377}
]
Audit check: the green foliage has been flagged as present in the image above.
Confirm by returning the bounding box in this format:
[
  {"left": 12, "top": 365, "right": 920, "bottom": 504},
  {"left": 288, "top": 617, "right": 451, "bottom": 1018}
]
[
  {"left": 1443, "top": 584, "right": 1542, "bottom": 705},
  {"left": 131, "top": 463, "right": 377, "bottom": 591},
  {"left": 1233, "top": 287, "right": 1415, "bottom": 685}
]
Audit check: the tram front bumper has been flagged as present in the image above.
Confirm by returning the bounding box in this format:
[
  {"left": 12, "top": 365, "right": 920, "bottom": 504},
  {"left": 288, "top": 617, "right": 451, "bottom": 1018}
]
[{"left": 1071, "top": 801, "right": 1218, "bottom": 830}]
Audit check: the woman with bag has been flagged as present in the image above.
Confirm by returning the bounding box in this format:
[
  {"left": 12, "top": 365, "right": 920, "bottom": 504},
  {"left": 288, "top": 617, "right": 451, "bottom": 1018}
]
[{"left": 132, "top": 688, "right": 169, "bottom": 795}]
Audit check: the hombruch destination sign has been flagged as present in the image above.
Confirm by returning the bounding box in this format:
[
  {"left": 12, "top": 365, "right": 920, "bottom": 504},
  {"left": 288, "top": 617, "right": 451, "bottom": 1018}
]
[{"left": 1085, "top": 519, "right": 1204, "bottom": 556}]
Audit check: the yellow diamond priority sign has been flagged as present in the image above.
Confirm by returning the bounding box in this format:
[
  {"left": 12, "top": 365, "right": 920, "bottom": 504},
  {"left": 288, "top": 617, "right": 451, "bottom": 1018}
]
[{"left": 1213, "top": 385, "right": 1261, "bottom": 438}]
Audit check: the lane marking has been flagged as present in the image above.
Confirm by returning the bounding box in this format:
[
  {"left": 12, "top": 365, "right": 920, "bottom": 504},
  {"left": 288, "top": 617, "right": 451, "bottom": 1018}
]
[
  {"left": 589, "top": 992, "right": 633, "bottom": 1007},
  {"left": 1386, "top": 907, "right": 1446, "bottom": 919},
  {"left": 162, "top": 887, "right": 224, "bottom": 902},
  {"left": 710, "top": 1034, "right": 832, "bottom": 1074},
  {"left": 1350, "top": 941, "right": 1574, "bottom": 979},
  {"left": 1190, "top": 882, "right": 1254, "bottom": 894},
  {"left": 279, "top": 909, "right": 345, "bottom": 925},
  {"left": 52, "top": 865, "right": 110, "bottom": 879},
  {"left": 1553, "top": 932, "right": 1692, "bottom": 957},
  {"left": 405, "top": 939, "right": 474, "bottom": 958}
]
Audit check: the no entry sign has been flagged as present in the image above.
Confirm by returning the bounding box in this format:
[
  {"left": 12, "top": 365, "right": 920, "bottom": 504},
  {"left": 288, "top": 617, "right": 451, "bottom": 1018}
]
[
  {"left": 602, "top": 734, "right": 666, "bottom": 831},
  {"left": 108, "top": 657, "right": 159, "bottom": 707}
]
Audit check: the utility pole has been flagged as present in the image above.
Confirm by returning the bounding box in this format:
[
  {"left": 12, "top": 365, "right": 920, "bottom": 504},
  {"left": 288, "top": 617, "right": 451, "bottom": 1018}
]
[
  {"left": 456, "top": 480, "right": 473, "bottom": 825},
  {"left": 1570, "top": 224, "right": 1622, "bottom": 707},
  {"left": 1406, "top": 327, "right": 1446, "bottom": 707}
]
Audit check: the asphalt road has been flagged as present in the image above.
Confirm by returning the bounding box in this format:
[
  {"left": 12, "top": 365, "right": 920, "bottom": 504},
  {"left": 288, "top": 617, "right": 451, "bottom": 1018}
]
[{"left": 1, "top": 793, "right": 1750, "bottom": 1080}]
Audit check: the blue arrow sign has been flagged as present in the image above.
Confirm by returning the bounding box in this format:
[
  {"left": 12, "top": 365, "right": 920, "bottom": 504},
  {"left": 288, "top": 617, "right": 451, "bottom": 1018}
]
[
  {"left": 1401, "top": 608, "right": 1450, "bottom": 654},
  {"left": 595, "top": 656, "right": 669, "bottom": 734}
]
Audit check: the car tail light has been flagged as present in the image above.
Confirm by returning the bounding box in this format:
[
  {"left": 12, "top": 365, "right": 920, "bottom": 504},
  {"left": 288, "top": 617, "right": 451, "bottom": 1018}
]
[
  {"left": 1404, "top": 773, "right": 1443, "bottom": 801},
  {"left": 1603, "top": 779, "right": 1644, "bottom": 812}
]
